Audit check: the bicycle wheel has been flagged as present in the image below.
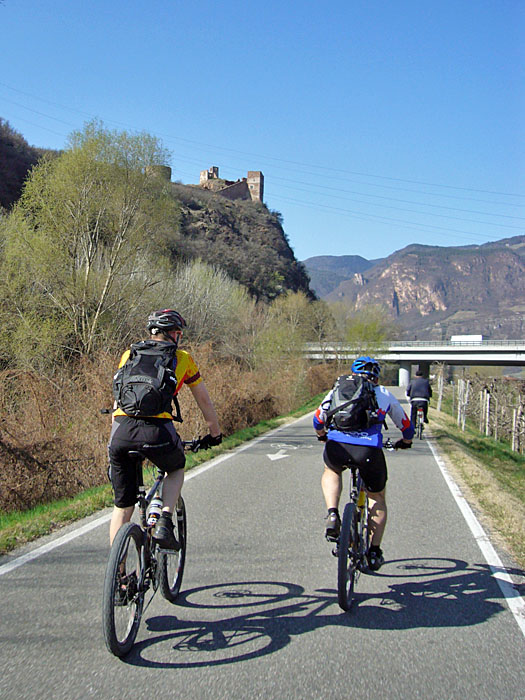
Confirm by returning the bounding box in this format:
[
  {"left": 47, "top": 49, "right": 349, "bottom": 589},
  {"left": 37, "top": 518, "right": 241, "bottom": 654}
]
[
  {"left": 337, "top": 502, "right": 360, "bottom": 611},
  {"left": 417, "top": 412, "right": 424, "bottom": 439},
  {"left": 159, "top": 495, "right": 187, "bottom": 602},
  {"left": 102, "top": 522, "right": 145, "bottom": 657}
]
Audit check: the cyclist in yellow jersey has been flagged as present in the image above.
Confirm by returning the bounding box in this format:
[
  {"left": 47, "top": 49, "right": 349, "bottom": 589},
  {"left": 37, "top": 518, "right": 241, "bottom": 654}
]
[{"left": 108, "top": 309, "right": 222, "bottom": 549}]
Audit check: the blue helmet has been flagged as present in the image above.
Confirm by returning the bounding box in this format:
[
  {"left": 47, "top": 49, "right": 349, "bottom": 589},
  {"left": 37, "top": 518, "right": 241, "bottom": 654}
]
[{"left": 351, "top": 356, "right": 381, "bottom": 379}]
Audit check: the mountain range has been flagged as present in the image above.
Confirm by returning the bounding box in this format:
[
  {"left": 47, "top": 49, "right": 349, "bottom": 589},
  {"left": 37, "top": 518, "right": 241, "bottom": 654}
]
[{"left": 303, "top": 236, "right": 525, "bottom": 340}]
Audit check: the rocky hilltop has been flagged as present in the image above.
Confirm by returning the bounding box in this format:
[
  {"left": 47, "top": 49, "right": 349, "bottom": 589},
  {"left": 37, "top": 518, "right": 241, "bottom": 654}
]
[
  {"left": 0, "top": 119, "right": 312, "bottom": 303},
  {"left": 304, "top": 236, "right": 525, "bottom": 340},
  {"left": 170, "top": 181, "right": 313, "bottom": 301}
]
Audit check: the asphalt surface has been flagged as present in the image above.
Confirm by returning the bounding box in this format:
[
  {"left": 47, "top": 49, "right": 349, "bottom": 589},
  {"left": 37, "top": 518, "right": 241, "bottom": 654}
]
[{"left": 1, "top": 389, "right": 524, "bottom": 700}]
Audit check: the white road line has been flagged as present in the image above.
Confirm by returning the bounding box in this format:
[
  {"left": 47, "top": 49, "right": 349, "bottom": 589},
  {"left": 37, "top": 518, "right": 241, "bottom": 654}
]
[
  {"left": 427, "top": 438, "right": 525, "bottom": 638},
  {"left": 0, "top": 414, "right": 311, "bottom": 578}
]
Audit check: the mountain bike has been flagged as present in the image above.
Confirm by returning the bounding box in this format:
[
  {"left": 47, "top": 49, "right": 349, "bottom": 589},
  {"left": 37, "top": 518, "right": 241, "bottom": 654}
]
[
  {"left": 102, "top": 438, "right": 200, "bottom": 657},
  {"left": 332, "top": 437, "right": 394, "bottom": 612}
]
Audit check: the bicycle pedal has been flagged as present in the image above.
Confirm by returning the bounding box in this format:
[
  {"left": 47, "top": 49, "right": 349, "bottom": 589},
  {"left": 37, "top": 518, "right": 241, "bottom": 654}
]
[
  {"left": 157, "top": 547, "right": 179, "bottom": 554},
  {"left": 331, "top": 547, "right": 339, "bottom": 557}
]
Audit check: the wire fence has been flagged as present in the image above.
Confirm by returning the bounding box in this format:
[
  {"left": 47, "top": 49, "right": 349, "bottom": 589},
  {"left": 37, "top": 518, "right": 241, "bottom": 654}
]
[{"left": 435, "top": 366, "right": 525, "bottom": 452}]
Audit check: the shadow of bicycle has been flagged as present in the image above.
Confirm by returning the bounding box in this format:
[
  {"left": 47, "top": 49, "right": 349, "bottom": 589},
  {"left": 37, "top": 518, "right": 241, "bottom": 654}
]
[{"left": 121, "top": 556, "right": 523, "bottom": 667}]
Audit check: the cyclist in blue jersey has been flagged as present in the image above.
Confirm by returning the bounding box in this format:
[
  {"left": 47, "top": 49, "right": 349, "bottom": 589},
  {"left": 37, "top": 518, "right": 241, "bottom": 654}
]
[{"left": 313, "top": 356, "right": 414, "bottom": 571}]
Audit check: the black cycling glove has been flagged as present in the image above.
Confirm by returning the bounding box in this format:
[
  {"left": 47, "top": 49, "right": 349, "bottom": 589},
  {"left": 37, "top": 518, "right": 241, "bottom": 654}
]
[
  {"left": 199, "top": 433, "right": 223, "bottom": 450},
  {"left": 394, "top": 439, "right": 412, "bottom": 450},
  {"left": 317, "top": 434, "right": 327, "bottom": 442}
]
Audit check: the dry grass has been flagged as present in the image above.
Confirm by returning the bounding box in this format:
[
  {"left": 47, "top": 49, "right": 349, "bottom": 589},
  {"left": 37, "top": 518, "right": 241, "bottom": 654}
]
[
  {"left": 428, "top": 406, "right": 525, "bottom": 569},
  {"left": 0, "top": 347, "right": 333, "bottom": 514}
]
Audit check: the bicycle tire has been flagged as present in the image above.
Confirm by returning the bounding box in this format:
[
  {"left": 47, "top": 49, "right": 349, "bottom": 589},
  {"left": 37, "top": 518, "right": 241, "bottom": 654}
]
[
  {"left": 337, "top": 502, "right": 360, "bottom": 611},
  {"left": 417, "top": 412, "right": 424, "bottom": 440},
  {"left": 159, "top": 496, "right": 187, "bottom": 603},
  {"left": 102, "top": 522, "right": 145, "bottom": 657}
]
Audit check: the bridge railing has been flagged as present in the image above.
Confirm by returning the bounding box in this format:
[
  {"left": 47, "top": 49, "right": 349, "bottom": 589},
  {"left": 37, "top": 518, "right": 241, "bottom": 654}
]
[
  {"left": 304, "top": 340, "right": 525, "bottom": 351},
  {"left": 388, "top": 340, "right": 525, "bottom": 348}
]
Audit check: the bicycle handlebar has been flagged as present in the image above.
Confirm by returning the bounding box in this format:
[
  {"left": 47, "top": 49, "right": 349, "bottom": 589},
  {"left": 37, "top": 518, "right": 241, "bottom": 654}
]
[{"left": 182, "top": 438, "right": 202, "bottom": 453}]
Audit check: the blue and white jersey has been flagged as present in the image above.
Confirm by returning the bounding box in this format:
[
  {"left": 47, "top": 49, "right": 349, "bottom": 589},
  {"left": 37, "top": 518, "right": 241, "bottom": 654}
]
[{"left": 313, "top": 383, "right": 414, "bottom": 447}]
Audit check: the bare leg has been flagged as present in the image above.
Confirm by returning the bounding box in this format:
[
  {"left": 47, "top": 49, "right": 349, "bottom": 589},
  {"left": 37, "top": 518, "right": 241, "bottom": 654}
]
[
  {"left": 160, "top": 468, "right": 185, "bottom": 514},
  {"left": 109, "top": 505, "right": 135, "bottom": 545},
  {"left": 321, "top": 465, "right": 342, "bottom": 510},
  {"left": 367, "top": 489, "right": 387, "bottom": 546}
]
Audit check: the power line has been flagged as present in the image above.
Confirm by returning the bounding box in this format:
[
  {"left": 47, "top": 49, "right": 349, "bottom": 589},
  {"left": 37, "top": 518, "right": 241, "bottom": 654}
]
[{"left": 1, "top": 79, "right": 523, "bottom": 199}]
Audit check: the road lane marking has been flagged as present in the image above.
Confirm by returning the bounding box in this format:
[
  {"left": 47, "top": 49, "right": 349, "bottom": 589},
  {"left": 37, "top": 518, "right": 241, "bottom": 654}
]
[
  {"left": 0, "top": 412, "right": 314, "bottom": 577},
  {"left": 427, "top": 438, "right": 525, "bottom": 638}
]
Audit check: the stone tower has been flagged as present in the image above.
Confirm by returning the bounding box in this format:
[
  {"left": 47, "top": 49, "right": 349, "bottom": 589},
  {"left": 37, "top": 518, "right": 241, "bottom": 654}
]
[
  {"left": 200, "top": 166, "right": 219, "bottom": 185},
  {"left": 247, "top": 171, "right": 264, "bottom": 202}
]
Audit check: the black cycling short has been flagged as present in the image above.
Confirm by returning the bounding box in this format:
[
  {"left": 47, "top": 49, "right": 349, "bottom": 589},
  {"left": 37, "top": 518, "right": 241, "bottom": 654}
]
[
  {"left": 323, "top": 440, "right": 387, "bottom": 493},
  {"left": 108, "top": 416, "right": 185, "bottom": 508}
]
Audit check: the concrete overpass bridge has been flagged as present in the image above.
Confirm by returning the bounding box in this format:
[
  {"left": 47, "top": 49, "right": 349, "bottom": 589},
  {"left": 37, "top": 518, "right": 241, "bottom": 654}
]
[{"left": 304, "top": 339, "right": 525, "bottom": 386}]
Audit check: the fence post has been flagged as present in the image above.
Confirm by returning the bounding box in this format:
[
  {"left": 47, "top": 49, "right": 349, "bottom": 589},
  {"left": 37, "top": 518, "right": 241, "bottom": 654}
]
[
  {"left": 457, "top": 379, "right": 463, "bottom": 426},
  {"left": 437, "top": 370, "right": 444, "bottom": 412},
  {"left": 479, "top": 390, "right": 484, "bottom": 433},
  {"left": 512, "top": 408, "right": 518, "bottom": 451},
  {"left": 461, "top": 380, "right": 470, "bottom": 432},
  {"left": 485, "top": 392, "right": 491, "bottom": 436}
]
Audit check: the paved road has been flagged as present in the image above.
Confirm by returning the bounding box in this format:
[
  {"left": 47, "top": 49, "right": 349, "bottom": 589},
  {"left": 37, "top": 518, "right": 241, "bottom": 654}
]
[{"left": 1, "top": 390, "right": 524, "bottom": 699}]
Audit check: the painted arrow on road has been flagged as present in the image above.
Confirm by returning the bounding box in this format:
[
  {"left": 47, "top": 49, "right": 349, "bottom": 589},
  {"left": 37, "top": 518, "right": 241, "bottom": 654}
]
[{"left": 266, "top": 449, "right": 288, "bottom": 461}]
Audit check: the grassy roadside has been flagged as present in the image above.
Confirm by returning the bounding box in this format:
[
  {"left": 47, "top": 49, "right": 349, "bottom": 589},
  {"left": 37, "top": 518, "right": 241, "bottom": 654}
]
[
  {"left": 0, "top": 393, "right": 325, "bottom": 556},
  {"left": 428, "top": 405, "right": 525, "bottom": 569}
]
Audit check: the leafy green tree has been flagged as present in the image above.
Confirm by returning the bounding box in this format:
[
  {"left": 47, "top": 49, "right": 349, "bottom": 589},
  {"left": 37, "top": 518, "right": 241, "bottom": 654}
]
[
  {"left": 0, "top": 121, "right": 178, "bottom": 368},
  {"left": 254, "top": 291, "right": 312, "bottom": 367},
  {"left": 165, "top": 259, "right": 260, "bottom": 363},
  {"left": 344, "top": 304, "right": 396, "bottom": 356}
]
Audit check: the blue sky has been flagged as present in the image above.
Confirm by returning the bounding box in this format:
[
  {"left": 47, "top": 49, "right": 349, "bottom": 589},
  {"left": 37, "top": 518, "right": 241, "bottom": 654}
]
[{"left": 1, "top": 0, "right": 523, "bottom": 261}]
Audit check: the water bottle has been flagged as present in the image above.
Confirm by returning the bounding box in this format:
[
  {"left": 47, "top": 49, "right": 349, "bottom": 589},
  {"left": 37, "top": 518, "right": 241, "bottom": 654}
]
[{"left": 147, "top": 496, "right": 163, "bottom": 527}]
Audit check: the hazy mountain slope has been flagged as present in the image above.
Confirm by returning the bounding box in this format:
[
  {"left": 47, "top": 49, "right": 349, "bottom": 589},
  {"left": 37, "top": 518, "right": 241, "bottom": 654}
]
[
  {"left": 302, "top": 254, "right": 379, "bottom": 297},
  {"left": 318, "top": 236, "right": 525, "bottom": 339}
]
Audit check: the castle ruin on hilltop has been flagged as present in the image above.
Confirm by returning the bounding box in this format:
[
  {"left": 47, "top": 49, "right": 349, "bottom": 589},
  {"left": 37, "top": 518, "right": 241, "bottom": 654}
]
[{"left": 199, "top": 166, "right": 264, "bottom": 202}]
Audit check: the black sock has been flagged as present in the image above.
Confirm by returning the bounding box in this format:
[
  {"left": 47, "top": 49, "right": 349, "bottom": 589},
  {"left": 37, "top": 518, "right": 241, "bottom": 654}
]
[{"left": 328, "top": 508, "right": 339, "bottom": 516}]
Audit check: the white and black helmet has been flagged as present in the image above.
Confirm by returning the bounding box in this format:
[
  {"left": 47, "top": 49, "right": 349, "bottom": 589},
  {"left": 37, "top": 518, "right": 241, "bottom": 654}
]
[{"left": 147, "top": 309, "right": 186, "bottom": 333}]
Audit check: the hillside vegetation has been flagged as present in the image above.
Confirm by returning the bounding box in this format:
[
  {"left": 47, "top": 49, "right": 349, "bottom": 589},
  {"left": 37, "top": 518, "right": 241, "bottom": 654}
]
[
  {"left": 0, "top": 119, "right": 56, "bottom": 210},
  {"left": 0, "top": 120, "right": 352, "bottom": 517}
]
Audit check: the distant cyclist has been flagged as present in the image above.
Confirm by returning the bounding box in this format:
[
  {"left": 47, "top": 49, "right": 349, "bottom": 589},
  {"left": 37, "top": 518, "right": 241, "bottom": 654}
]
[
  {"left": 406, "top": 370, "right": 432, "bottom": 425},
  {"left": 313, "top": 356, "right": 414, "bottom": 571}
]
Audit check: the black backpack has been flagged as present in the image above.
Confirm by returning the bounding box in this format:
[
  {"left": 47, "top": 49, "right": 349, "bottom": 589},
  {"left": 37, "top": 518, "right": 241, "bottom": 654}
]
[
  {"left": 325, "top": 374, "right": 380, "bottom": 431},
  {"left": 112, "top": 341, "right": 182, "bottom": 421}
]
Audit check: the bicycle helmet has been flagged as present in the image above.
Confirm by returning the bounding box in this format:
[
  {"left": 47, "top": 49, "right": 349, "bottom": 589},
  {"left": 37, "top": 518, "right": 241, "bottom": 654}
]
[
  {"left": 351, "top": 356, "right": 381, "bottom": 379},
  {"left": 147, "top": 309, "right": 186, "bottom": 333}
]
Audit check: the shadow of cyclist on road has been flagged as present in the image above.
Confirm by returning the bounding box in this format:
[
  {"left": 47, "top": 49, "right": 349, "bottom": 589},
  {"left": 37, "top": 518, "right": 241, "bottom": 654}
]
[{"left": 121, "top": 556, "right": 522, "bottom": 667}]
